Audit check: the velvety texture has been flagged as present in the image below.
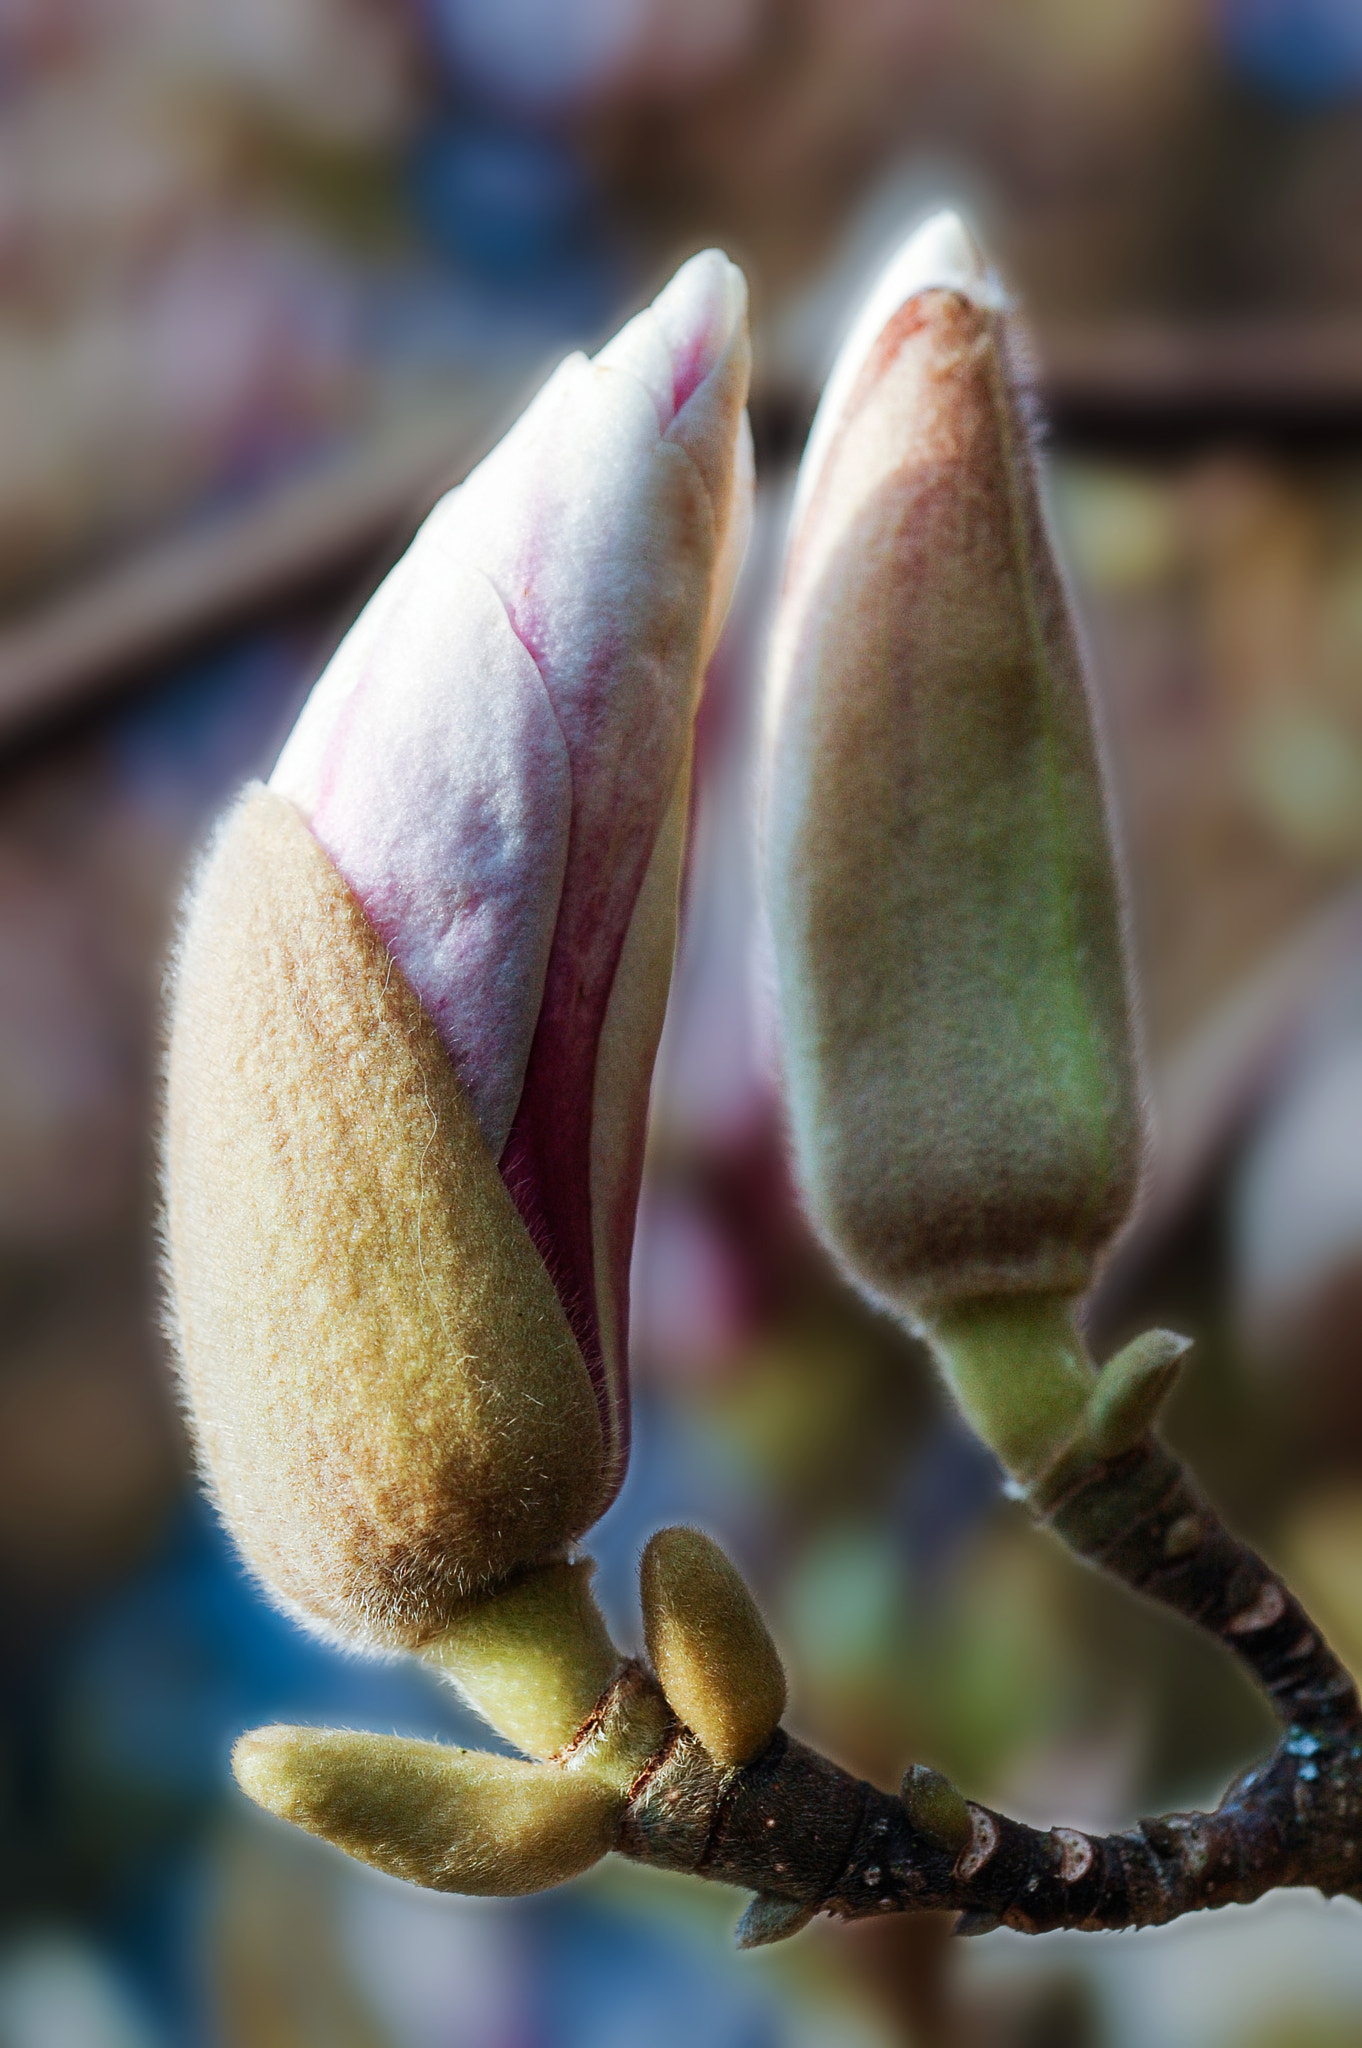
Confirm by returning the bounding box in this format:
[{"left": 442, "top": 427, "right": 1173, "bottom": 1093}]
[
  {"left": 764, "top": 216, "right": 1141, "bottom": 1314},
  {"left": 271, "top": 250, "right": 754, "bottom": 1496},
  {"left": 164, "top": 787, "right": 606, "bottom": 1646},
  {"left": 423, "top": 1558, "right": 620, "bottom": 1760},
  {"left": 640, "top": 1526, "right": 787, "bottom": 1768},
  {"left": 234, "top": 1727, "right": 621, "bottom": 1895}
]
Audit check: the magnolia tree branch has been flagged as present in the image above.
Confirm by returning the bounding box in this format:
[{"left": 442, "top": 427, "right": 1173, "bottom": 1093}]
[{"left": 613, "top": 1426, "right": 1362, "bottom": 1945}]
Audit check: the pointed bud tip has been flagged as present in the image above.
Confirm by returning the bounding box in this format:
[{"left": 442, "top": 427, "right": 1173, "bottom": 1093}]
[
  {"left": 834, "top": 207, "right": 1004, "bottom": 377},
  {"left": 792, "top": 207, "right": 1005, "bottom": 526},
  {"left": 650, "top": 248, "right": 748, "bottom": 412},
  {"left": 232, "top": 1726, "right": 296, "bottom": 1813},
  {"left": 659, "top": 247, "right": 747, "bottom": 332},
  {"left": 889, "top": 209, "right": 994, "bottom": 305},
  {"left": 592, "top": 248, "right": 747, "bottom": 427}
]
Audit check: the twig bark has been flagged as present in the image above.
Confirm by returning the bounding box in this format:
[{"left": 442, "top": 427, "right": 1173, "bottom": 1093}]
[{"left": 614, "top": 1433, "right": 1362, "bottom": 1942}]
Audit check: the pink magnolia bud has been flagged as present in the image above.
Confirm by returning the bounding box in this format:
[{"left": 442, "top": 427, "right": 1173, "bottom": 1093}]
[{"left": 165, "top": 254, "right": 752, "bottom": 1644}]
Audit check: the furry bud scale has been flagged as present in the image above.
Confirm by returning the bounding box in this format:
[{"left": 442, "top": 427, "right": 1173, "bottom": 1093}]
[
  {"left": 164, "top": 787, "right": 606, "bottom": 1646},
  {"left": 234, "top": 1727, "right": 620, "bottom": 1894}
]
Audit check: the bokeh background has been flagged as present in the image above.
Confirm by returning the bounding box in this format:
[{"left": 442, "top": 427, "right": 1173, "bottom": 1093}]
[{"left": 4, "top": 2, "right": 1362, "bottom": 2043}]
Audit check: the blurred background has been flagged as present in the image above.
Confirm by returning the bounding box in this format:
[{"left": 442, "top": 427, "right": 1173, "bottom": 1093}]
[{"left": 3, "top": 2, "right": 1362, "bottom": 2043}]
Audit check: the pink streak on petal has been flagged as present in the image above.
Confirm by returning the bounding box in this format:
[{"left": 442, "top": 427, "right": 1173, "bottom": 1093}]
[
  {"left": 297, "top": 558, "right": 572, "bottom": 1163},
  {"left": 495, "top": 255, "right": 748, "bottom": 1489},
  {"left": 652, "top": 249, "right": 746, "bottom": 414},
  {"left": 594, "top": 248, "right": 741, "bottom": 429}
]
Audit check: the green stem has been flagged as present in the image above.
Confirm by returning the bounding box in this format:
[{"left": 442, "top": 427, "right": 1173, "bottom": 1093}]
[
  {"left": 925, "top": 1292, "right": 1094, "bottom": 1483},
  {"left": 423, "top": 1557, "right": 620, "bottom": 1760}
]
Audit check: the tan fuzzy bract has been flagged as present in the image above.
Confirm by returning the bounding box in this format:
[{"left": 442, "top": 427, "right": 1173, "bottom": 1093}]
[
  {"left": 641, "top": 1526, "right": 786, "bottom": 1767},
  {"left": 766, "top": 287, "right": 1141, "bottom": 1313},
  {"left": 234, "top": 1726, "right": 621, "bottom": 1894},
  {"left": 164, "top": 787, "right": 606, "bottom": 1647}
]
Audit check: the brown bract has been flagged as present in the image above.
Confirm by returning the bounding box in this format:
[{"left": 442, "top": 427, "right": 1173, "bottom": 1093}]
[
  {"left": 765, "top": 283, "right": 1141, "bottom": 1312},
  {"left": 163, "top": 786, "right": 606, "bottom": 1646}
]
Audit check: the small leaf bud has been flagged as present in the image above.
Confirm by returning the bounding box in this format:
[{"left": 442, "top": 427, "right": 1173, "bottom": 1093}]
[
  {"left": 734, "top": 1893, "right": 815, "bottom": 1949},
  {"left": 900, "top": 1763, "right": 973, "bottom": 1852},
  {"left": 233, "top": 1726, "right": 620, "bottom": 1895},
  {"left": 640, "top": 1527, "right": 786, "bottom": 1767},
  {"left": 1085, "top": 1328, "right": 1192, "bottom": 1459}
]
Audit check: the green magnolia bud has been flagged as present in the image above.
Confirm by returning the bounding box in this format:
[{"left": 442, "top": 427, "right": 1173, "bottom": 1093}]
[
  {"left": 763, "top": 211, "right": 1142, "bottom": 1323},
  {"left": 640, "top": 1527, "right": 786, "bottom": 1767},
  {"left": 233, "top": 1727, "right": 621, "bottom": 1896}
]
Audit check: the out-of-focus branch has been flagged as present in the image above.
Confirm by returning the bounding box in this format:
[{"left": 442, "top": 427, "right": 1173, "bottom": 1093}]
[{"left": 0, "top": 391, "right": 501, "bottom": 746}]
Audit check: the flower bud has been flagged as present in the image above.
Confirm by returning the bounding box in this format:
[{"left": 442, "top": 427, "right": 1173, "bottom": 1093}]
[
  {"left": 763, "top": 211, "right": 1141, "bottom": 1324},
  {"left": 164, "top": 254, "right": 753, "bottom": 1651}
]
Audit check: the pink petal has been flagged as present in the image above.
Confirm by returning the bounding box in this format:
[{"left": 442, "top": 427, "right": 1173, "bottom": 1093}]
[
  {"left": 303, "top": 564, "right": 570, "bottom": 1156},
  {"left": 271, "top": 251, "right": 752, "bottom": 1495},
  {"left": 466, "top": 251, "right": 751, "bottom": 1484}
]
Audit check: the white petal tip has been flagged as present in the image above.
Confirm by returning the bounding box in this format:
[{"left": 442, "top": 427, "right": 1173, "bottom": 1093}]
[
  {"left": 666, "top": 247, "right": 747, "bottom": 327},
  {"left": 892, "top": 210, "right": 994, "bottom": 303},
  {"left": 651, "top": 249, "right": 748, "bottom": 409},
  {"left": 593, "top": 249, "right": 748, "bottom": 427}
]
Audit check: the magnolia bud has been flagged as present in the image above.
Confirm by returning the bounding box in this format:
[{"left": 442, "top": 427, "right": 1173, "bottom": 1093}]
[
  {"left": 764, "top": 211, "right": 1140, "bottom": 1322},
  {"left": 271, "top": 249, "right": 752, "bottom": 1503},
  {"left": 762, "top": 214, "right": 1142, "bottom": 1475},
  {"left": 164, "top": 254, "right": 753, "bottom": 1655},
  {"left": 167, "top": 788, "right": 606, "bottom": 1641}
]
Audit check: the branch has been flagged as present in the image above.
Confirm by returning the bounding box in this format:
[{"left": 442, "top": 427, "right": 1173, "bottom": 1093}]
[{"left": 613, "top": 1429, "right": 1362, "bottom": 1944}]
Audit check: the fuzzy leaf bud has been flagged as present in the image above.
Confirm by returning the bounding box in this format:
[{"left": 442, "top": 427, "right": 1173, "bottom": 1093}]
[
  {"left": 640, "top": 1526, "right": 786, "bottom": 1767},
  {"left": 233, "top": 1728, "right": 621, "bottom": 1895}
]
